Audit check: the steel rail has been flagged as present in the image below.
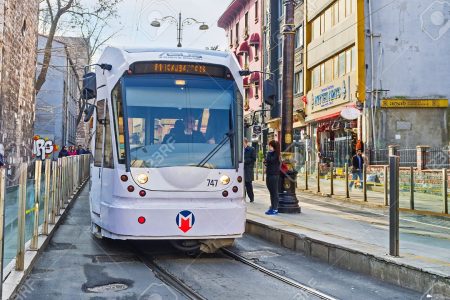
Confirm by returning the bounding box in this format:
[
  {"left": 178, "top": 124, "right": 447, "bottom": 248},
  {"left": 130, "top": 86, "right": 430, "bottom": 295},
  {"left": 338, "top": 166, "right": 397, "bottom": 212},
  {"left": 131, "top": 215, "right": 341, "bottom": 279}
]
[
  {"left": 133, "top": 247, "right": 207, "bottom": 300},
  {"left": 222, "top": 248, "right": 339, "bottom": 300}
]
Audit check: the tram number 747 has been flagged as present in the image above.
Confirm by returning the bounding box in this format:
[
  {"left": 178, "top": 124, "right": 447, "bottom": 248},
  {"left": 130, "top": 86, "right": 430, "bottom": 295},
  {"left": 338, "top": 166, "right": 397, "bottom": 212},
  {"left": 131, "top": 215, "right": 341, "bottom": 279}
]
[{"left": 207, "top": 179, "right": 218, "bottom": 187}]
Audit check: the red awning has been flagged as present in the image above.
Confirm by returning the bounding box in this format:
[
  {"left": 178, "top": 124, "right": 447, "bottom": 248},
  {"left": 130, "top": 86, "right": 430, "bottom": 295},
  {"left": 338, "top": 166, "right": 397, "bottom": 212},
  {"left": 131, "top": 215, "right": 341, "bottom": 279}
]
[
  {"left": 249, "top": 33, "right": 260, "bottom": 46},
  {"left": 250, "top": 72, "right": 260, "bottom": 83},
  {"left": 238, "top": 41, "right": 250, "bottom": 55},
  {"left": 315, "top": 112, "right": 341, "bottom": 122},
  {"left": 243, "top": 77, "right": 250, "bottom": 88}
]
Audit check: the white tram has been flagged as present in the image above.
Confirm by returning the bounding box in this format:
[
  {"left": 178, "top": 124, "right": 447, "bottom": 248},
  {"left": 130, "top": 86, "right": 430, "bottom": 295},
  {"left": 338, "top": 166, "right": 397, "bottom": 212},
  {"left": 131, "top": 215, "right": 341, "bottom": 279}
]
[{"left": 82, "top": 47, "right": 246, "bottom": 251}]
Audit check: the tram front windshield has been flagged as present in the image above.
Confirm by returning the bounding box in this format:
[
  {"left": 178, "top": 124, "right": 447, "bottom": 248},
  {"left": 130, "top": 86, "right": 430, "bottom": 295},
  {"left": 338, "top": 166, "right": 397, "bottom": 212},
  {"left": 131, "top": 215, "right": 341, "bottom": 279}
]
[{"left": 119, "top": 75, "right": 238, "bottom": 169}]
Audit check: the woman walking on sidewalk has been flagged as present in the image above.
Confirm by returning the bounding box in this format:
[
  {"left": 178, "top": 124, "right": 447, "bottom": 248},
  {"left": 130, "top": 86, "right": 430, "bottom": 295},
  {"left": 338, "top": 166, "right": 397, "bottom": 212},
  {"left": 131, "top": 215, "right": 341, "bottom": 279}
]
[{"left": 264, "top": 140, "right": 281, "bottom": 215}]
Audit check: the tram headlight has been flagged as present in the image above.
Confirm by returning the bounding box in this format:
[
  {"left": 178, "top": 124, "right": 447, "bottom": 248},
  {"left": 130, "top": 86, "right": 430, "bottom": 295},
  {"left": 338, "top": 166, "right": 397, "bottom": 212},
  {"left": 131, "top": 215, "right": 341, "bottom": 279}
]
[
  {"left": 137, "top": 174, "right": 149, "bottom": 184},
  {"left": 220, "top": 175, "right": 230, "bottom": 185}
]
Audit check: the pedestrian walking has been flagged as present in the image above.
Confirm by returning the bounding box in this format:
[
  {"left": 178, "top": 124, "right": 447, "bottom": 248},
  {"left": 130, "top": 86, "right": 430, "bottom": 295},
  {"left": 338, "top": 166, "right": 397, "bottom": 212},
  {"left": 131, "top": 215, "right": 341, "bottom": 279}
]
[
  {"left": 244, "top": 138, "right": 256, "bottom": 203},
  {"left": 58, "top": 146, "right": 69, "bottom": 158},
  {"left": 264, "top": 140, "right": 281, "bottom": 215},
  {"left": 349, "top": 149, "right": 364, "bottom": 190}
]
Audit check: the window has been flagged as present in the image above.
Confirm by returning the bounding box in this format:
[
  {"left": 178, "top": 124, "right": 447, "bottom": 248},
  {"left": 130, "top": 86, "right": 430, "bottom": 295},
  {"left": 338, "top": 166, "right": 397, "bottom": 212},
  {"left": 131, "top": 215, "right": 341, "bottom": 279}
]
[
  {"left": 278, "top": 36, "right": 283, "bottom": 60},
  {"left": 244, "top": 12, "right": 249, "bottom": 37},
  {"left": 346, "top": 0, "right": 352, "bottom": 17},
  {"left": 230, "top": 29, "right": 233, "bottom": 47},
  {"left": 346, "top": 48, "right": 352, "bottom": 74},
  {"left": 333, "top": 2, "right": 339, "bottom": 26},
  {"left": 278, "top": 78, "right": 283, "bottom": 102},
  {"left": 295, "top": 24, "right": 304, "bottom": 48},
  {"left": 312, "top": 66, "right": 320, "bottom": 88},
  {"left": 351, "top": 46, "right": 356, "bottom": 71},
  {"left": 103, "top": 101, "right": 114, "bottom": 168},
  {"left": 324, "top": 59, "right": 333, "bottom": 84},
  {"left": 278, "top": 0, "right": 284, "bottom": 18},
  {"left": 94, "top": 100, "right": 105, "bottom": 167},
  {"left": 333, "top": 55, "right": 339, "bottom": 79},
  {"left": 324, "top": 7, "right": 332, "bottom": 32},
  {"left": 320, "top": 14, "right": 325, "bottom": 35},
  {"left": 235, "top": 22, "right": 239, "bottom": 45},
  {"left": 312, "top": 17, "right": 320, "bottom": 40},
  {"left": 255, "top": 1, "right": 259, "bottom": 22},
  {"left": 338, "top": 0, "right": 345, "bottom": 22},
  {"left": 294, "top": 72, "right": 300, "bottom": 95},
  {"left": 338, "top": 52, "right": 346, "bottom": 77},
  {"left": 112, "top": 82, "right": 126, "bottom": 163},
  {"left": 320, "top": 63, "right": 325, "bottom": 85},
  {"left": 294, "top": 70, "right": 304, "bottom": 95},
  {"left": 299, "top": 70, "right": 304, "bottom": 94}
]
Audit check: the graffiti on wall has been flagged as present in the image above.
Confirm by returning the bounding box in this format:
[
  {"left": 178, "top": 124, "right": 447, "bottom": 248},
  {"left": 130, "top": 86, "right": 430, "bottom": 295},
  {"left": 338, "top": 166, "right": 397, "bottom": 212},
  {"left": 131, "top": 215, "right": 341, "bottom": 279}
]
[{"left": 32, "top": 135, "right": 59, "bottom": 160}]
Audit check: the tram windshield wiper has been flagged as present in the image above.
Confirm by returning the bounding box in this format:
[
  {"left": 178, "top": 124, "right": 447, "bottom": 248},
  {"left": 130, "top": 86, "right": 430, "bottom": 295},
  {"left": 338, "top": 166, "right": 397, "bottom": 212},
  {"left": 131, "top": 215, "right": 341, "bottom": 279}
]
[{"left": 197, "top": 130, "right": 234, "bottom": 168}]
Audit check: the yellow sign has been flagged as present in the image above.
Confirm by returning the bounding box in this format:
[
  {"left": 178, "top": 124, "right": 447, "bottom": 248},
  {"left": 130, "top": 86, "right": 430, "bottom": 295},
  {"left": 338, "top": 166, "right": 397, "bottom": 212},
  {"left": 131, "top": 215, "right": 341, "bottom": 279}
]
[{"left": 381, "top": 99, "right": 448, "bottom": 108}]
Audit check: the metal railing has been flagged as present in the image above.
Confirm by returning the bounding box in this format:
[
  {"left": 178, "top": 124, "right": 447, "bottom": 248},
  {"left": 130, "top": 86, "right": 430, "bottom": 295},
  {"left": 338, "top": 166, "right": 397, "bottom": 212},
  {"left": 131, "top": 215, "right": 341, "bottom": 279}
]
[
  {"left": 294, "top": 161, "right": 449, "bottom": 216},
  {"left": 0, "top": 155, "right": 90, "bottom": 296}
]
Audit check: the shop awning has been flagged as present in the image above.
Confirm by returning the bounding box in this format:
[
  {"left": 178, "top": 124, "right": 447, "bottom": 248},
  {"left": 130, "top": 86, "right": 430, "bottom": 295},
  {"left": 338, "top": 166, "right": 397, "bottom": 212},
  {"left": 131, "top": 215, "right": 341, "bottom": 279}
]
[
  {"left": 250, "top": 72, "right": 260, "bottom": 83},
  {"left": 315, "top": 112, "right": 341, "bottom": 122},
  {"left": 238, "top": 41, "right": 250, "bottom": 55},
  {"left": 249, "top": 33, "right": 260, "bottom": 46}
]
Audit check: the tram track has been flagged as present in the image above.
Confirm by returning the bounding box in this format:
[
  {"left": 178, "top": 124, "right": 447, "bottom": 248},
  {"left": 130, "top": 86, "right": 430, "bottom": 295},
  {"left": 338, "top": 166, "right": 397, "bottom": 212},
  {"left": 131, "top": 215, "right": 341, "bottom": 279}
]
[
  {"left": 221, "top": 248, "right": 339, "bottom": 300},
  {"left": 132, "top": 245, "right": 207, "bottom": 300}
]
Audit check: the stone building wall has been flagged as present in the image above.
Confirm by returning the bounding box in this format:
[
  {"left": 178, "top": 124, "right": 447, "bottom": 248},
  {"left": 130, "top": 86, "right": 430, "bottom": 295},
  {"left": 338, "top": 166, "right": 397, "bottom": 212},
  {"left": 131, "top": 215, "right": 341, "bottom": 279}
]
[{"left": 0, "top": 0, "right": 39, "bottom": 169}]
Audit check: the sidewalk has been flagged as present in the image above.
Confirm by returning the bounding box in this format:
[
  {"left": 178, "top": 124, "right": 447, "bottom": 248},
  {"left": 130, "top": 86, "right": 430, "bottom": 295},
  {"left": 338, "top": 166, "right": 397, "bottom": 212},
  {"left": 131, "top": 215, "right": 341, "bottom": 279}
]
[{"left": 246, "top": 181, "right": 450, "bottom": 296}]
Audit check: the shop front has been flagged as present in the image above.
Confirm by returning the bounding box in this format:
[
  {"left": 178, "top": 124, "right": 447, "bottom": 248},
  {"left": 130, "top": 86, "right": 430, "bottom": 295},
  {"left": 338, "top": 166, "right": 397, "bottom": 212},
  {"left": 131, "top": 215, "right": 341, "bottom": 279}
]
[{"left": 305, "top": 72, "right": 362, "bottom": 167}]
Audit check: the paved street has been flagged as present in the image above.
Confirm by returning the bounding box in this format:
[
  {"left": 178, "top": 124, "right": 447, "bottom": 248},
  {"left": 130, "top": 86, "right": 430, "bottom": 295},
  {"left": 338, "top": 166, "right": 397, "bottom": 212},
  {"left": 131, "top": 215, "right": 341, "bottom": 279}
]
[{"left": 16, "top": 186, "right": 423, "bottom": 300}]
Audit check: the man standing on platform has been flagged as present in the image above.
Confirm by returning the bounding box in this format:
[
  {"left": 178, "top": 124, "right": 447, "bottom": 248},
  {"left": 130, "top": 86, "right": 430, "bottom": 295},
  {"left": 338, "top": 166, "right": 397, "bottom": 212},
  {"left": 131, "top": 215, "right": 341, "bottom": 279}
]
[{"left": 244, "top": 138, "right": 256, "bottom": 202}]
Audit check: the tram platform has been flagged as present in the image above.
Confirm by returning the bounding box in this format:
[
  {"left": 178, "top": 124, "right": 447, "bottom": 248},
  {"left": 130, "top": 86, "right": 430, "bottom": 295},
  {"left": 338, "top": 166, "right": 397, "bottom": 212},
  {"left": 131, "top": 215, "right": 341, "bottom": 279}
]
[{"left": 247, "top": 181, "right": 450, "bottom": 296}]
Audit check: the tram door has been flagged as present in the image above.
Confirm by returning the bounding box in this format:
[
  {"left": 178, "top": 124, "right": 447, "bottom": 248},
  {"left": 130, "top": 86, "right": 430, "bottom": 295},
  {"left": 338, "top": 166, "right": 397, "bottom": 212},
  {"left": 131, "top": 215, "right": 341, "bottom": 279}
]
[{"left": 91, "top": 99, "right": 114, "bottom": 214}]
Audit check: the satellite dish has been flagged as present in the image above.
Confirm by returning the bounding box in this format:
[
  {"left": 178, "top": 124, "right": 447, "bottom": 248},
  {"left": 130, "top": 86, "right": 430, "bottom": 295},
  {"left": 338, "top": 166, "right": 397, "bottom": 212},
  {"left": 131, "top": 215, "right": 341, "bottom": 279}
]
[{"left": 341, "top": 107, "right": 361, "bottom": 120}]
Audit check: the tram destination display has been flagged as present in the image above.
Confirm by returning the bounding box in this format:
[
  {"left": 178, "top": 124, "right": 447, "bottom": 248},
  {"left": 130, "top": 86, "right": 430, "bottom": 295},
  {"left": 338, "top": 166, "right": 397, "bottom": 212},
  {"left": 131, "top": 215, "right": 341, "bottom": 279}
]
[{"left": 130, "top": 62, "right": 230, "bottom": 78}]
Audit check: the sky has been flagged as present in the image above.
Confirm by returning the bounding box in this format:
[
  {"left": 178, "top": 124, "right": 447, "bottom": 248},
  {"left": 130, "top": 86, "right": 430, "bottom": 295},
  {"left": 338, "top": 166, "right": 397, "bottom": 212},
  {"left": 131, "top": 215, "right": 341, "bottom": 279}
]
[{"left": 104, "top": 0, "right": 231, "bottom": 52}]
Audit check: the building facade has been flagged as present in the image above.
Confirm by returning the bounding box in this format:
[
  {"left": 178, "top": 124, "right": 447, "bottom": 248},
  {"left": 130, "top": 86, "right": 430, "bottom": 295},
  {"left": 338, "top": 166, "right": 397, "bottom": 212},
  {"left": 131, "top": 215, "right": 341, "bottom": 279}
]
[
  {"left": 35, "top": 35, "right": 80, "bottom": 157},
  {"left": 55, "top": 36, "right": 90, "bottom": 148},
  {"left": 218, "top": 0, "right": 264, "bottom": 142},
  {"left": 0, "top": 0, "right": 39, "bottom": 170},
  {"left": 304, "top": 0, "right": 365, "bottom": 166},
  {"left": 367, "top": 0, "right": 450, "bottom": 149}
]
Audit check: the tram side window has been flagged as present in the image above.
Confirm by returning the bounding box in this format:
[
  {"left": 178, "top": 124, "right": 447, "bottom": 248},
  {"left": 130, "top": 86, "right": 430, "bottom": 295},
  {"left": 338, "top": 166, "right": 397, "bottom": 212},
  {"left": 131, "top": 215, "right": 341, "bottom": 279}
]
[
  {"left": 103, "top": 102, "right": 114, "bottom": 168},
  {"left": 94, "top": 100, "right": 105, "bottom": 167},
  {"left": 112, "top": 82, "right": 126, "bottom": 163}
]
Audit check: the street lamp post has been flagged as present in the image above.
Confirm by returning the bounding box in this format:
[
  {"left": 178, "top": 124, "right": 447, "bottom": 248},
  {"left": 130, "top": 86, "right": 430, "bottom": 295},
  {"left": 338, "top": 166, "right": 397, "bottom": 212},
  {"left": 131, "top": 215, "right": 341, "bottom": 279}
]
[
  {"left": 278, "top": 0, "right": 301, "bottom": 213},
  {"left": 151, "top": 12, "right": 209, "bottom": 48}
]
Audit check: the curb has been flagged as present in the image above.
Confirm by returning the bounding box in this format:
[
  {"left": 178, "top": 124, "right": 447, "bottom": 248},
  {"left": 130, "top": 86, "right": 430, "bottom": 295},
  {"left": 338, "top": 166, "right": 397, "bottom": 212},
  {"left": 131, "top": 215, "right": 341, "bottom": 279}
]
[
  {"left": 2, "top": 179, "right": 89, "bottom": 300},
  {"left": 245, "top": 219, "right": 450, "bottom": 297}
]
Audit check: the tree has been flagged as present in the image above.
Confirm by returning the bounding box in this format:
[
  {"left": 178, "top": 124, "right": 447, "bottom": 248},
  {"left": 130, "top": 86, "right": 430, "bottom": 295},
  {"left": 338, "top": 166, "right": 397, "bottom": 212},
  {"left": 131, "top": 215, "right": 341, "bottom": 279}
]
[{"left": 36, "top": 0, "right": 122, "bottom": 94}]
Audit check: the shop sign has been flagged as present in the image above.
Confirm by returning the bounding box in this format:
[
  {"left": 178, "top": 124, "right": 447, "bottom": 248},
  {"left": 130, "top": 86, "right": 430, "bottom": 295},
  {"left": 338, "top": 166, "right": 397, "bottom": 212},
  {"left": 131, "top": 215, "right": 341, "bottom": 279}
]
[
  {"left": 311, "top": 81, "right": 347, "bottom": 112},
  {"left": 381, "top": 99, "right": 448, "bottom": 108}
]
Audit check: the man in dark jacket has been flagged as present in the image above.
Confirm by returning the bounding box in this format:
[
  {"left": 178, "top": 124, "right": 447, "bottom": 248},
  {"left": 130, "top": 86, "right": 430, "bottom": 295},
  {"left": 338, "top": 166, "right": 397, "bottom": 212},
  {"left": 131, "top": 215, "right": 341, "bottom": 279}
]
[
  {"left": 349, "top": 149, "right": 364, "bottom": 189},
  {"left": 244, "top": 138, "right": 256, "bottom": 202}
]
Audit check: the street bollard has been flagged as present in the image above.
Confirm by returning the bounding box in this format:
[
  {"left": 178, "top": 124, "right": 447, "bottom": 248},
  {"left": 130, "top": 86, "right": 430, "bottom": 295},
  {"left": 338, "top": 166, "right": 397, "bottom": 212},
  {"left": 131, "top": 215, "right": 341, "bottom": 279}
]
[
  {"left": 316, "top": 162, "right": 320, "bottom": 193},
  {"left": 410, "top": 166, "right": 414, "bottom": 210},
  {"left": 384, "top": 165, "right": 388, "bottom": 206},
  {"left": 443, "top": 168, "right": 448, "bottom": 214},
  {"left": 16, "top": 163, "right": 27, "bottom": 271},
  {"left": 31, "top": 160, "right": 42, "bottom": 250},
  {"left": 389, "top": 156, "right": 400, "bottom": 257},
  {"left": 0, "top": 168, "right": 6, "bottom": 295},
  {"left": 363, "top": 164, "right": 367, "bottom": 202},
  {"left": 345, "top": 163, "right": 349, "bottom": 198},
  {"left": 43, "top": 159, "right": 51, "bottom": 235},
  {"left": 330, "top": 162, "right": 334, "bottom": 195},
  {"left": 305, "top": 161, "right": 309, "bottom": 190},
  {"left": 50, "top": 161, "right": 57, "bottom": 224}
]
